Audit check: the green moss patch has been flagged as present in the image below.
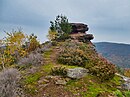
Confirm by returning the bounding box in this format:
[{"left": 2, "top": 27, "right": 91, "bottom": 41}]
[
  {"left": 24, "top": 72, "right": 41, "bottom": 84},
  {"left": 42, "top": 63, "right": 54, "bottom": 73},
  {"left": 65, "top": 75, "right": 123, "bottom": 97}
]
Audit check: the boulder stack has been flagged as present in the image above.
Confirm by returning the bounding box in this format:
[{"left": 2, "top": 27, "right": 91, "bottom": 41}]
[
  {"left": 70, "top": 23, "right": 94, "bottom": 43},
  {"left": 70, "top": 23, "right": 89, "bottom": 33}
]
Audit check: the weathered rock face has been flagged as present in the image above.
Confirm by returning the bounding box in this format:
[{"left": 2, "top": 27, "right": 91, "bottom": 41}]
[
  {"left": 67, "top": 67, "right": 89, "bottom": 79},
  {"left": 70, "top": 23, "right": 89, "bottom": 33},
  {"left": 69, "top": 23, "right": 94, "bottom": 43},
  {"left": 78, "top": 34, "right": 94, "bottom": 41}
]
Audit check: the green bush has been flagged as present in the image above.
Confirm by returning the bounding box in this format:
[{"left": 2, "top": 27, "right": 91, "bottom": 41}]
[
  {"left": 89, "top": 59, "right": 116, "bottom": 81},
  {"left": 97, "top": 91, "right": 114, "bottom": 97},
  {"left": 27, "top": 34, "right": 40, "bottom": 52},
  {"left": 24, "top": 72, "right": 41, "bottom": 84},
  {"left": 114, "top": 90, "right": 123, "bottom": 97},
  {"left": 58, "top": 48, "right": 88, "bottom": 67},
  {"left": 57, "top": 41, "right": 94, "bottom": 68},
  {"left": 56, "top": 33, "right": 71, "bottom": 41},
  {"left": 123, "top": 91, "right": 130, "bottom": 97},
  {"left": 49, "top": 15, "right": 72, "bottom": 41},
  {"left": 50, "top": 66, "right": 67, "bottom": 77}
]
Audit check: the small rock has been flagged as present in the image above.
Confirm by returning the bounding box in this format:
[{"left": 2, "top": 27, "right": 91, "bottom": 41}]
[
  {"left": 67, "top": 67, "right": 89, "bottom": 79},
  {"left": 38, "top": 77, "right": 49, "bottom": 84},
  {"left": 39, "top": 84, "right": 48, "bottom": 90},
  {"left": 38, "top": 80, "right": 43, "bottom": 84},
  {"left": 55, "top": 79, "right": 67, "bottom": 85},
  {"left": 43, "top": 79, "right": 49, "bottom": 83},
  {"left": 127, "top": 79, "right": 130, "bottom": 83},
  {"left": 65, "top": 78, "right": 71, "bottom": 82},
  {"left": 122, "top": 82, "right": 130, "bottom": 90},
  {"left": 45, "top": 75, "right": 55, "bottom": 79}
]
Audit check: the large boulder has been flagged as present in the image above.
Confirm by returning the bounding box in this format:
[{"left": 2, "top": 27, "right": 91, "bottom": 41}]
[
  {"left": 70, "top": 23, "right": 89, "bottom": 33},
  {"left": 67, "top": 67, "right": 89, "bottom": 79}
]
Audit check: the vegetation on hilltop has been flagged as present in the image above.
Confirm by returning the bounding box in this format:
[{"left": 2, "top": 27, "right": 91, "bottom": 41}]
[
  {"left": 48, "top": 15, "right": 72, "bottom": 41},
  {"left": 57, "top": 40, "right": 116, "bottom": 81},
  {"left": 0, "top": 30, "right": 40, "bottom": 70}
]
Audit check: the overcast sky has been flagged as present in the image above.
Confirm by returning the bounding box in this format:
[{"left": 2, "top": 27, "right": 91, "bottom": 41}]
[{"left": 0, "top": 0, "right": 130, "bottom": 44}]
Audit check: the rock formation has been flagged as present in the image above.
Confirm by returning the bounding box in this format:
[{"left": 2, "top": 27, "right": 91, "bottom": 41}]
[
  {"left": 67, "top": 67, "right": 89, "bottom": 79},
  {"left": 70, "top": 23, "right": 94, "bottom": 43},
  {"left": 78, "top": 34, "right": 94, "bottom": 42},
  {"left": 70, "top": 23, "right": 89, "bottom": 33}
]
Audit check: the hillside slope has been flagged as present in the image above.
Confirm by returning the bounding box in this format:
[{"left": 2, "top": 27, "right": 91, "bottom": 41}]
[
  {"left": 95, "top": 42, "right": 130, "bottom": 68},
  {"left": 18, "top": 40, "right": 130, "bottom": 97}
]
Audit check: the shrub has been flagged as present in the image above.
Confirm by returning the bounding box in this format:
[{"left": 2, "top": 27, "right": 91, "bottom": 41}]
[
  {"left": 50, "top": 66, "right": 67, "bottom": 77},
  {"left": 89, "top": 59, "right": 116, "bottom": 81},
  {"left": 116, "top": 66, "right": 124, "bottom": 75},
  {"left": 123, "top": 91, "right": 130, "bottom": 97},
  {"left": 124, "top": 69, "right": 130, "bottom": 77},
  {"left": 0, "top": 52, "right": 16, "bottom": 70},
  {"left": 0, "top": 68, "right": 22, "bottom": 97},
  {"left": 51, "top": 41, "right": 57, "bottom": 46},
  {"left": 47, "top": 30, "right": 58, "bottom": 41},
  {"left": 58, "top": 48, "right": 88, "bottom": 67},
  {"left": 97, "top": 91, "right": 114, "bottom": 97},
  {"left": 114, "top": 90, "right": 123, "bottom": 97},
  {"left": 0, "top": 30, "right": 27, "bottom": 70},
  {"left": 56, "top": 33, "right": 71, "bottom": 41},
  {"left": 80, "top": 43, "right": 116, "bottom": 81},
  {"left": 36, "top": 41, "right": 52, "bottom": 53},
  {"left": 57, "top": 41, "right": 94, "bottom": 67},
  {"left": 58, "top": 41, "right": 116, "bottom": 81},
  {"left": 49, "top": 15, "right": 72, "bottom": 41},
  {"left": 24, "top": 72, "right": 41, "bottom": 84},
  {"left": 18, "top": 52, "right": 43, "bottom": 67},
  {"left": 27, "top": 34, "right": 40, "bottom": 52},
  {"left": 58, "top": 41, "right": 92, "bottom": 67}
]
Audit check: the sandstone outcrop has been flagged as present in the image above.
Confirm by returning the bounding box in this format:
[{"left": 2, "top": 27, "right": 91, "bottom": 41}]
[
  {"left": 70, "top": 23, "right": 94, "bottom": 43},
  {"left": 70, "top": 23, "right": 89, "bottom": 33}
]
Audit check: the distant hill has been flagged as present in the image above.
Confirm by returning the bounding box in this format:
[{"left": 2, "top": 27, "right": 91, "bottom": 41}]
[{"left": 95, "top": 42, "right": 130, "bottom": 68}]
